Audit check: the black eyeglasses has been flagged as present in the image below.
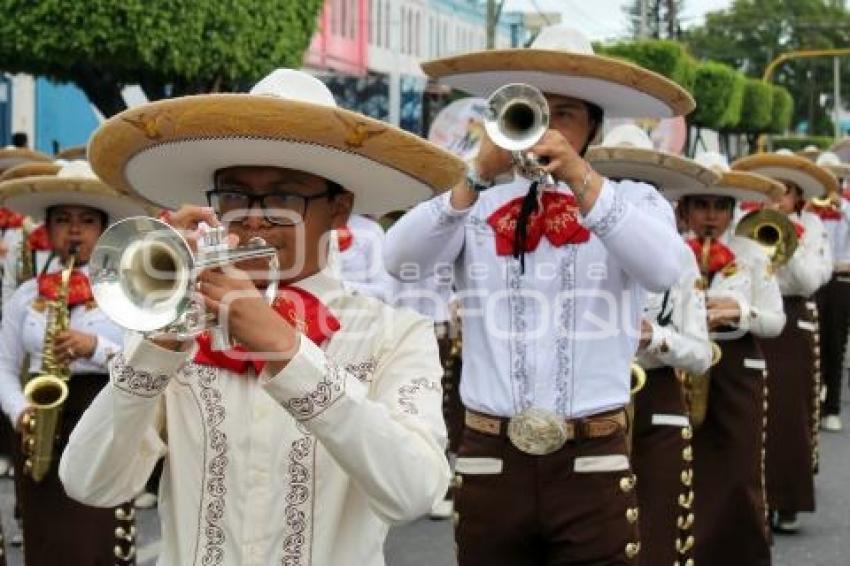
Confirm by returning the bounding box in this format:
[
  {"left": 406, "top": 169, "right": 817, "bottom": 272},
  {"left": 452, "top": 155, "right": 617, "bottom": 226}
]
[{"left": 205, "top": 189, "right": 332, "bottom": 226}]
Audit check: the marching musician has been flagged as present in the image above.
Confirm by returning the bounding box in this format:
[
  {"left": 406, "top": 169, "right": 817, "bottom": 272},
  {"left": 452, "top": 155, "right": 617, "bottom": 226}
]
[
  {"left": 732, "top": 152, "right": 835, "bottom": 533},
  {"left": 0, "top": 160, "right": 149, "bottom": 565},
  {"left": 335, "top": 213, "right": 395, "bottom": 302},
  {"left": 676, "top": 152, "right": 785, "bottom": 566},
  {"left": 587, "top": 124, "right": 714, "bottom": 566},
  {"left": 59, "top": 68, "right": 464, "bottom": 565},
  {"left": 809, "top": 151, "right": 850, "bottom": 432},
  {"left": 384, "top": 25, "right": 694, "bottom": 565}
]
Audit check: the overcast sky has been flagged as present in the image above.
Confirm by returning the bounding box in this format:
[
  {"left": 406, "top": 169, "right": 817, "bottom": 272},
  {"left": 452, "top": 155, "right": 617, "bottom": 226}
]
[{"left": 501, "top": 0, "right": 733, "bottom": 41}]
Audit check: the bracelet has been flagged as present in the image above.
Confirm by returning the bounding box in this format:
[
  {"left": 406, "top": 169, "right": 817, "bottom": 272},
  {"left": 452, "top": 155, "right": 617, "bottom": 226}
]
[
  {"left": 465, "top": 165, "right": 494, "bottom": 193},
  {"left": 570, "top": 162, "right": 594, "bottom": 202}
]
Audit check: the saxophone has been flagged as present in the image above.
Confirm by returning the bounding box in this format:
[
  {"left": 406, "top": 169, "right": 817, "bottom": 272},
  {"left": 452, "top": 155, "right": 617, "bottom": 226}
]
[
  {"left": 16, "top": 217, "right": 37, "bottom": 285},
  {"left": 679, "top": 237, "right": 721, "bottom": 429},
  {"left": 20, "top": 247, "right": 75, "bottom": 482}
]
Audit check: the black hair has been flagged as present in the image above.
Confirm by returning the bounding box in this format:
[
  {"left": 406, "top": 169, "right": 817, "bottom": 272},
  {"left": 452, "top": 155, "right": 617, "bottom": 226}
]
[
  {"left": 581, "top": 102, "right": 604, "bottom": 157},
  {"left": 680, "top": 195, "right": 736, "bottom": 211},
  {"left": 45, "top": 205, "right": 109, "bottom": 227},
  {"left": 11, "top": 132, "right": 28, "bottom": 148}
]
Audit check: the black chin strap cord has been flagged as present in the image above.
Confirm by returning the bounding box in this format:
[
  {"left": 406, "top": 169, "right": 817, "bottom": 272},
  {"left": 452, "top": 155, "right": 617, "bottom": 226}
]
[{"left": 512, "top": 180, "right": 541, "bottom": 274}]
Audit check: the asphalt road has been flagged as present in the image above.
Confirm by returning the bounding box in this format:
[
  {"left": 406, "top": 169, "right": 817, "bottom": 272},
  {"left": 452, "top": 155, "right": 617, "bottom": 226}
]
[{"left": 1, "top": 403, "right": 848, "bottom": 565}]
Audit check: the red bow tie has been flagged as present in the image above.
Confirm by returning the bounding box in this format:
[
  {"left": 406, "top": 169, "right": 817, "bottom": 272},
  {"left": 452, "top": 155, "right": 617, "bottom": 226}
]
[
  {"left": 193, "top": 286, "right": 341, "bottom": 375},
  {"left": 739, "top": 201, "right": 763, "bottom": 212},
  {"left": 810, "top": 204, "right": 842, "bottom": 221},
  {"left": 487, "top": 191, "right": 590, "bottom": 256},
  {"left": 337, "top": 225, "right": 354, "bottom": 253},
  {"left": 37, "top": 270, "right": 93, "bottom": 307},
  {"left": 0, "top": 207, "right": 24, "bottom": 230},
  {"left": 27, "top": 225, "right": 51, "bottom": 251},
  {"left": 793, "top": 222, "right": 805, "bottom": 239},
  {"left": 687, "top": 238, "right": 736, "bottom": 276}
]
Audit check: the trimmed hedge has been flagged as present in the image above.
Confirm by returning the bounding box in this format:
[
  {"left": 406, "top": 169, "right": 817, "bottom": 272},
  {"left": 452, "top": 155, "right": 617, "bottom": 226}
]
[
  {"left": 770, "top": 86, "right": 794, "bottom": 135},
  {"left": 737, "top": 79, "right": 774, "bottom": 133},
  {"left": 690, "top": 61, "right": 745, "bottom": 130},
  {"left": 772, "top": 135, "right": 834, "bottom": 152},
  {"left": 599, "top": 40, "right": 696, "bottom": 93}
]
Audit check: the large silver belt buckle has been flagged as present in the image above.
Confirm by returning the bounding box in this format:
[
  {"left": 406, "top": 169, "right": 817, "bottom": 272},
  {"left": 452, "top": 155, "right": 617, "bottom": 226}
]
[{"left": 507, "top": 407, "right": 568, "bottom": 456}]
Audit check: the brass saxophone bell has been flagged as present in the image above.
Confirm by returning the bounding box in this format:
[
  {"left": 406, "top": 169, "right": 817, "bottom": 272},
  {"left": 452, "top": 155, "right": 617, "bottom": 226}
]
[{"left": 734, "top": 208, "right": 799, "bottom": 268}]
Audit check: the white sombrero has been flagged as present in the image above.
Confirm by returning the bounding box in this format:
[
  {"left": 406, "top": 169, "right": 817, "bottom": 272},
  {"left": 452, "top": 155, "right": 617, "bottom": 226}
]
[
  {"left": 0, "top": 160, "right": 63, "bottom": 182},
  {"left": 829, "top": 138, "right": 850, "bottom": 163},
  {"left": 815, "top": 151, "right": 850, "bottom": 181},
  {"left": 421, "top": 26, "right": 694, "bottom": 119},
  {"left": 0, "top": 160, "right": 152, "bottom": 222},
  {"left": 0, "top": 147, "right": 52, "bottom": 173},
  {"left": 795, "top": 144, "right": 822, "bottom": 162},
  {"left": 87, "top": 69, "right": 466, "bottom": 215},
  {"left": 732, "top": 151, "right": 838, "bottom": 200},
  {"left": 586, "top": 124, "right": 719, "bottom": 199},
  {"left": 686, "top": 152, "right": 785, "bottom": 203}
]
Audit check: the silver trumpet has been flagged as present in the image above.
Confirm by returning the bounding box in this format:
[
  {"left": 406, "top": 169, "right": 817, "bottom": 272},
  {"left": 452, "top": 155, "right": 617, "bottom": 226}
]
[
  {"left": 90, "top": 216, "right": 279, "bottom": 350},
  {"left": 483, "top": 82, "right": 554, "bottom": 184}
]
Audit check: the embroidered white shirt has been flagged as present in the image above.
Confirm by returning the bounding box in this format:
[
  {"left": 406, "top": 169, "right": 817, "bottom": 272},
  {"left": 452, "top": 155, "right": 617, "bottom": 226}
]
[
  {"left": 708, "top": 235, "right": 786, "bottom": 341},
  {"left": 821, "top": 200, "right": 850, "bottom": 266},
  {"left": 638, "top": 244, "right": 712, "bottom": 374},
  {"left": 0, "top": 264, "right": 122, "bottom": 424},
  {"left": 59, "top": 269, "right": 449, "bottom": 566},
  {"left": 383, "top": 177, "right": 688, "bottom": 418},
  {"left": 338, "top": 214, "right": 394, "bottom": 302},
  {"left": 774, "top": 211, "right": 833, "bottom": 297}
]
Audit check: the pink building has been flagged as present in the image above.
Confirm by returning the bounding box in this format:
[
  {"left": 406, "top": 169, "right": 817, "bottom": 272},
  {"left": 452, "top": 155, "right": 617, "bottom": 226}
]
[{"left": 305, "top": 0, "right": 369, "bottom": 76}]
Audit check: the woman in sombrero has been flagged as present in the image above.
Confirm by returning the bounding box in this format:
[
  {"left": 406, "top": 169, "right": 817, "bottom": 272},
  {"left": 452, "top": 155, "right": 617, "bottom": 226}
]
[
  {"left": 385, "top": 24, "right": 693, "bottom": 566},
  {"left": 673, "top": 152, "right": 785, "bottom": 566},
  {"left": 59, "top": 68, "right": 465, "bottom": 566},
  {"left": 587, "top": 124, "right": 715, "bottom": 566},
  {"left": 732, "top": 152, "right": 835, "bottom": 533},
  {"left": 0, "top": 160, "right": 149, "bottom": 565}
]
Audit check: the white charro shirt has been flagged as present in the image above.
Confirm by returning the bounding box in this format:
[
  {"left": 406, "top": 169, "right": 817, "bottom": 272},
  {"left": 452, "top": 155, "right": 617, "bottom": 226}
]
[
  {"left": 384, "top": 176, "right": 688, "bottom": 419},
  {"left": 0, "top": 264, "right": 122, "bottom": 424},
  {"left": 820, "top": 199, "right": 850, "bottom": 268},
  {"left": 59, "top": 269, "right": 449, "bottom": 566},
  {"left": 638, "top": 244, "right": 712, "bottom": 375},
  {"left": 390, "top": 272, "right": 454, "bottom": 324},
  {"left": 707, "top": 234, "right": 785, "bottom": 342},
  {"left": 337, "top": 214, "right": 394, "bottom": 302},
  {"left": 774, "top": 211, "right": 833, "bottom": 297}
]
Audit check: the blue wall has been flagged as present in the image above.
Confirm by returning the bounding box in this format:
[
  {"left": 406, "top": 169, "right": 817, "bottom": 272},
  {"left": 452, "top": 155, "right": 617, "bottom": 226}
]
[
  {"left": 0, "top": 76, "right": 10, "bottom": 146},
  {"left": 35, "top": 78, "right": 100, "bottom": 154}
]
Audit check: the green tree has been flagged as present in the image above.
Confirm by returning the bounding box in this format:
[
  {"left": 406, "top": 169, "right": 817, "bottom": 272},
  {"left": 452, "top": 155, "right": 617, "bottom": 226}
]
[
  {"left": 0, "top": 0, "right": 324, "bottom": 117},
  {"left": 683, "top": 0, "right": 850, "bottom": 135},
  {"left": 624, "top": 0, "right": 687, "bottom": 39}
]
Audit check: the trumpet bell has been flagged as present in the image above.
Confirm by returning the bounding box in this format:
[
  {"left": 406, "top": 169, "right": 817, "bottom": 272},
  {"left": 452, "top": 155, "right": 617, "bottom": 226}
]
[
  {"left": 90, "top": 217, "right": 195, "bottom": 333},
  {"left": 484, "top": 83, "right": 550, "bottom": 152},
  {"left": 734, "top": 208, "right": 799, "bottom": 267}
]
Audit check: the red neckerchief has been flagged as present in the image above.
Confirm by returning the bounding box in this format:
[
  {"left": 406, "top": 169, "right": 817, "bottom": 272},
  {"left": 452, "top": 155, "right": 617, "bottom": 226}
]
[
  {"left": 27, "top": 224, "right": 51, "bottom": 251},
  {"left": 793, "top": 222, "right": 805, "bottom": 239},
  {"left": 193, "top": 286, "right": 341, "bottom": 375},
  {"left": 809, "top": 203, "right": 842, "bottom": 221},
  {"left": 687, "top": 238, "right": 736, "bottom": 276},
  {"left": 486, "top": 191, "right": 590, "bottom": 256},
  {"left": 37, "top": 270, "right": 93, "bottom": 307},
  {"left": 0, "top": 207, "right": 24, "bottom": 231},
  {"left": 337, "top": 225, "right": 354, "bottom": 252}
]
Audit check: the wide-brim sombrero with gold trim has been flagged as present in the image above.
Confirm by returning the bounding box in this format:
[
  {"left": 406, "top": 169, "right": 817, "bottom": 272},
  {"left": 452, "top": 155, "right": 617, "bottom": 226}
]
[
  {"left": 0, "top": 161, "right": 63, "bottom": 182},
  {"left": 0, "top": 147, "right": 52, "bottom": 173},
  {"left": 586, "top": 125, "right": 718, "bottom": 198},
  {"left": 88, "top": 69, "right": 466, "bottom": 215},
  {"left": 55, "top": 145, "right": 87, "bottom": 161},
  {"left": 732, "top": 152, "right": 838, "bottom": 200},
  {"left": 829, "top": 138, "right": 850, "bottom": 163},
  {"left": 422, "top": 26, "right": 694, "bottom": 119},
  {"left": 815, "top": 151, "right": 850, "bottom": 180},
  {"left": 0, "top": 161, "right": 151, "bottom": 222}
]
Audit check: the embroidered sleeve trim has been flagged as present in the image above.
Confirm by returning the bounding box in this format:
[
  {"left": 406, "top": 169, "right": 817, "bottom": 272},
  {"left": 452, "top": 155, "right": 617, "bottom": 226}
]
[
  {"left": 398, "top": 377, "right": 441, "bottom": 415},
  {"left": 587, "top": 191, "right": 627, "bottom": 239},
  {"left": 284, "top": 363, "right": 345, "bottom": 421},
  {"left": 110, "top": 353, "right": 171, "bottom": 398},
  {"left": 429, "top": 196, "right": 467, "bottom": 228}
]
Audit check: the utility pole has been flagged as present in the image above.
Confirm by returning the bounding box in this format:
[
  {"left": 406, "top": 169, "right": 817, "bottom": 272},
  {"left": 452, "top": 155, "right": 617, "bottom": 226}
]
[
  {"left": 666, "top": 0, "right": 677, "bottom": 39},
  {"left": 639, "top": 0, "right": 648, "bottom": 38},
  {"left": 486, "top": 0, "right": 496, "bottom": 49},
  {"left": 835, "top": 56, "right": 842, "bottom": 140}
]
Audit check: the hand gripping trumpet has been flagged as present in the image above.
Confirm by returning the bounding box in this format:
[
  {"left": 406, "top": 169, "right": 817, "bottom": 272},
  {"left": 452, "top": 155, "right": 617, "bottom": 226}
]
[
  {"left": 90, "top": 216, "right": 279, "bottom": 349},
  {"left": 483, "top": 82, "right": 554, "bottom": 185}
]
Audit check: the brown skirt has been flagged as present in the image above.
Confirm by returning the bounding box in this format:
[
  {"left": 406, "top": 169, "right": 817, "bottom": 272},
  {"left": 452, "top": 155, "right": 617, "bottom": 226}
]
[
  {"left": 692, "top": 333, "right": 771, "bottom": 566},
  {"left": 14, "top": 373, "right": 135, "bottom": 566},
  {"left": 761, "top": 297, "right": 816, "bottom": 513},
  {"left": 632, "top": 367, "right": 694, "bottom": 566}
]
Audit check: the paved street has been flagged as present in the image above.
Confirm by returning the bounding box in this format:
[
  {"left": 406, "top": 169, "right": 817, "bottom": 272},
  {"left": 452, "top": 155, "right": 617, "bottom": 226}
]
[{"left": 0, "top": 403, "right": 848, "bottom": 565}]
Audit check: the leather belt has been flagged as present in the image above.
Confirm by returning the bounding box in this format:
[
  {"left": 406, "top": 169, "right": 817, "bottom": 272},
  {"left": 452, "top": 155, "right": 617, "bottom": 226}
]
[{"left": 465, "top": 408, "right": 626, "bottom": 455}]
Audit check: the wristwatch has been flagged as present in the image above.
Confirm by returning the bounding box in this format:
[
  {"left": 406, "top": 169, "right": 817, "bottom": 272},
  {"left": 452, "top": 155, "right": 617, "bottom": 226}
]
[{"left": 465, "top": 165, "right": 494, "bottom": 193}]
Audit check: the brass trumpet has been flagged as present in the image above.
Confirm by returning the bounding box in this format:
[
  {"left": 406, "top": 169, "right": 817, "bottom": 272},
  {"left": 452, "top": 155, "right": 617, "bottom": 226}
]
[{"left": 735, "top": 208, "right": 798, "bottom": 268}]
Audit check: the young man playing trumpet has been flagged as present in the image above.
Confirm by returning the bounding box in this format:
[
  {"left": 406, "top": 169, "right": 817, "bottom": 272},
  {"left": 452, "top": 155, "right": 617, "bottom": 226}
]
[{"left": 59, "top": 69, "right": 465, "bottom": 566}]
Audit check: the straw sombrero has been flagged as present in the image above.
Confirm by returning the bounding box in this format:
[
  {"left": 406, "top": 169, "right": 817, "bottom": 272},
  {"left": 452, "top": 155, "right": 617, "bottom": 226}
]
[
  {"left": 815, "top": 151, "right": 850, "bottom": 180},
  {"left": 679, "top": 152, "right": 785, "bottom": 203},
  {"left": 0, "top": 161, "right": 63, "bottom": 182},
  {"left": 0, "top": 147, "right": 52, "bottom": 173},
  {"left": 586, "top": 124, "right": 719, "bottom": 199},
  {"left": 55, "top": 145, "right": 87, "bottom": 161},
  {"left": 0, "top": 160, "right": 151, "bottom": 222},
  {"left": 795, "top": 144, "right": 822, "bottom": 162},
  {"left": 87, "top": 69, "right": 466, "bottom": 215},
  {"left": 421, "top": 26, "right": 694, "bottom": 119},
  {"left": 732, "top": 151, "right": 838, "bottom": 200}
]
